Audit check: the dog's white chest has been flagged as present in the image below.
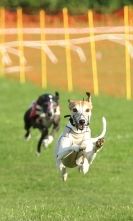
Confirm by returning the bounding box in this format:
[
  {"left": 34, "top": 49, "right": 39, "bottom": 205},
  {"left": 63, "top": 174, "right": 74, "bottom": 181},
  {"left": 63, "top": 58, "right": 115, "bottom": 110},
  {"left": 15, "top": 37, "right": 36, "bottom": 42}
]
[
  {"left": 71, "top": 132, "right": 84, "bottom": 144},
  {"left": 70, "top": 132, "right": 88, "bottom": 145},
  {"left": 68, "top": 125, "right": 91, "bottom": 145}
]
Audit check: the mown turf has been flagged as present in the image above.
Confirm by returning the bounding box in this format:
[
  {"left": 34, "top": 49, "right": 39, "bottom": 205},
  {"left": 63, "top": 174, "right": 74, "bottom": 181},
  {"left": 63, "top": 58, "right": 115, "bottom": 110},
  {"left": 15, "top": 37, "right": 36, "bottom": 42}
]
[{"left": 0, "top": 77, "right": 133, "bottom": 221}]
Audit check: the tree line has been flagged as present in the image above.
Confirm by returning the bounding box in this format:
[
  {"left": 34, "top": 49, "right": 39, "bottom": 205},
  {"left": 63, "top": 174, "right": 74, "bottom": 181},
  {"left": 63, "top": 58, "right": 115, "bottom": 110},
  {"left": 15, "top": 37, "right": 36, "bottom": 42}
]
[{"left": 0, "top": 0, "right": 132, "bottom": 14}]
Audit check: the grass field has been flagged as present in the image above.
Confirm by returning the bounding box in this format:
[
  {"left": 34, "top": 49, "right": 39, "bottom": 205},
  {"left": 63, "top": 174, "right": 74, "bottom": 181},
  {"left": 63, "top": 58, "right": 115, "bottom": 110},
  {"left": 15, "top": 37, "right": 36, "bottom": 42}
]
[{"left": 0, "top": 77, "right": 133, "bottom": 221}]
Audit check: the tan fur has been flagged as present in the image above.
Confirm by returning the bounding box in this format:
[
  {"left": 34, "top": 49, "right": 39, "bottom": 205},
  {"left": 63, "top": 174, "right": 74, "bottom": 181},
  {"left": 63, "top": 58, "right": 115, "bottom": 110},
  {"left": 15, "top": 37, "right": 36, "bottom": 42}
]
[{"left": 69, "top": 100, "right": 93, "bottom": 111}]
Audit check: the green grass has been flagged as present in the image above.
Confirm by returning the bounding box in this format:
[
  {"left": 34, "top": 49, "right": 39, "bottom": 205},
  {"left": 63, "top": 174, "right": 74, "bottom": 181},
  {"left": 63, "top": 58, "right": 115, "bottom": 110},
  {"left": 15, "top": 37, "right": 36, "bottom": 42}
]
[{"left": 0, "top": 77, "right": 133, "bottom": 221}]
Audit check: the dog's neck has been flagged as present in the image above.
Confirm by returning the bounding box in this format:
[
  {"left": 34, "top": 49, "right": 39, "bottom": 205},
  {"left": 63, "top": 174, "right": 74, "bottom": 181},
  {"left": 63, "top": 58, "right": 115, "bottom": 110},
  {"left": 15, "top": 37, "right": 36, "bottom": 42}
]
[{"left": 69, "top": 116, "right": 76, "bottom": 127}]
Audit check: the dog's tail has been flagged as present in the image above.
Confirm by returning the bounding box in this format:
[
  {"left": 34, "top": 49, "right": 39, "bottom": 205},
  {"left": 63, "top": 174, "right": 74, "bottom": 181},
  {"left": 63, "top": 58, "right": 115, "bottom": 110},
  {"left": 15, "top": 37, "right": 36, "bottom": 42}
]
[{"left": 91, "top": 117, "right": 107, "bottom": 142}]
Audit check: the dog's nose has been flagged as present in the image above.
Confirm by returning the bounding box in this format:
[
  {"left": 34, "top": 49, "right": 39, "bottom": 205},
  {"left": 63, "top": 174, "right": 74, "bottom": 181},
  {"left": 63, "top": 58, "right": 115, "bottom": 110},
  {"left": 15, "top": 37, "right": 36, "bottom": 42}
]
[{"left": 79, "top": 119, "right": 85, "bottom": 125}]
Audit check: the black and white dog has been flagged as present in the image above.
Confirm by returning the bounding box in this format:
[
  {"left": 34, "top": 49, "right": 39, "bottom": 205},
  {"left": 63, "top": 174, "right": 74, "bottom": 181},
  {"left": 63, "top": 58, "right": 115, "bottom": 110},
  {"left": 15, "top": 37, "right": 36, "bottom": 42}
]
[{"left": 24, "top": 92, "right": 60, "bottom": 155}]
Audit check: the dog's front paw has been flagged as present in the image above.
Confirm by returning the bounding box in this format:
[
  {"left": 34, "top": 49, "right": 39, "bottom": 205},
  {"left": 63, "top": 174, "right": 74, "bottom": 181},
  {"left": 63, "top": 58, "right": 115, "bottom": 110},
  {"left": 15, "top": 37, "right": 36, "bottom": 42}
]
[
  {"left": 48, "top": 135, "right": 54, "bottom": 144},
  {"left": 43, "top": 135, "right": 54, "bottom": 148},
  {"left": 36, "top": 151, "right": 40, "bottom": 157},
  {"left": 43, "top": 139, "right": 49, "bottom": 148},
  {"left": 95, "top": 138, "right": 104, "bottom": 152},
  {"left": 24, "top": 133, "right": 31, "bottom": 141}
]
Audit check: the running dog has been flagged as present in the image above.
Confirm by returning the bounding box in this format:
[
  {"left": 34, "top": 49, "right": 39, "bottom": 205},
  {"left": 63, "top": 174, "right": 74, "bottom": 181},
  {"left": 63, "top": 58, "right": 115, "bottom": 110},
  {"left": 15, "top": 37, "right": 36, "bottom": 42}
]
[
  {"left": 24, "top": 92, "right": 60, "bottom": 155},
  {"left": 55, "top": 92, "right": 107, "bottom": 181}
]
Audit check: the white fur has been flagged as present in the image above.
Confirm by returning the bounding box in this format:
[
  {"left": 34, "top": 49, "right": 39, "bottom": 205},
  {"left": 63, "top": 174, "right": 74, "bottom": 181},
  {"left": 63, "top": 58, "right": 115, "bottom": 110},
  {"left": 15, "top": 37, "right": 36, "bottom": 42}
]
[
  {"left": 43, "top": 135, "right": 54, "bottom": 148},
  {"left": 55, "top": 117, "right": 106, "bottom": 181}
]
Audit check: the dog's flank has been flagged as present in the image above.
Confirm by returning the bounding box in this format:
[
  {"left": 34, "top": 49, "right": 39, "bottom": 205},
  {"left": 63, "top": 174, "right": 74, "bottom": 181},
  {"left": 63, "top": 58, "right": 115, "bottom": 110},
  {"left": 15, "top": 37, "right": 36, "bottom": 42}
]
[
  {"left": 24, "top": 92, "right": 60, "bottom": 155},
  {"left": 55, "top": 92, "right": 107, "bottom": 181}
]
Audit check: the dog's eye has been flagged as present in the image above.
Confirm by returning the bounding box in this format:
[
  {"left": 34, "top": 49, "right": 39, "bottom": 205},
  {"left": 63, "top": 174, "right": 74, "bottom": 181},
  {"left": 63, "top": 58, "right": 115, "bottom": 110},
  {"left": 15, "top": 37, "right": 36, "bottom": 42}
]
[
  {"left": 86, "top": 108, "right": 89, "bottom": 112},
  {"left": 73, "top": 108, "right": 78, "bottom": 112}
]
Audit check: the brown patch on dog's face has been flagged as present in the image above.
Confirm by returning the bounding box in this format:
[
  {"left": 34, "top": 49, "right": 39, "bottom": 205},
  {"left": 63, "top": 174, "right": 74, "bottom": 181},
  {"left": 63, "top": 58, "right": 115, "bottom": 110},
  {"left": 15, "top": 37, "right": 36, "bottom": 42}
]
[{"left": 69, "top": 100, "right": 92, "bottom": 111}]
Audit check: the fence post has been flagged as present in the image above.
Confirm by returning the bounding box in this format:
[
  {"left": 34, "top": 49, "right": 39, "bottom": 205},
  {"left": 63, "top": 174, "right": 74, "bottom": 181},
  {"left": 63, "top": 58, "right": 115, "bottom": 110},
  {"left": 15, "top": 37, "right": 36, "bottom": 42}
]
[
  {"left": 40, "top": 10, "right": 47, "bottom": 88},
  {"left": 124, "top": 6, "right": 131, "bottom": 100},
  {"left": 0, "top": 7, "right": 5, "bottom": 77},
  {"left": 17, "top": 8, "right": 25, "bottom": 83},
  {"left": 88, "top": 10, "right": 98, "bottom": 96},
  {"left": 63, "top": 8, "right": 73, "bottom": 92}
]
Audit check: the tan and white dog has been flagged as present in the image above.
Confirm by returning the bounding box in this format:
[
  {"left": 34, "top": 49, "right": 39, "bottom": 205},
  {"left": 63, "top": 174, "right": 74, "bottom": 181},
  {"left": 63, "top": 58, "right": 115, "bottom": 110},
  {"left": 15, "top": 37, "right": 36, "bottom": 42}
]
[{"left": 55, "top": 92, "right": 107, "bottom": 181}]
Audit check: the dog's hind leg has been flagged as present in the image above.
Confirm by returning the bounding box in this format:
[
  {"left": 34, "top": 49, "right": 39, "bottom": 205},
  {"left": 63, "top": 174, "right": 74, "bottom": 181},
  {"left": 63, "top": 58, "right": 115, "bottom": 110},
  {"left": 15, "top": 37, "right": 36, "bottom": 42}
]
[
  {"left": 57, "top": 159, "right": 68, "bottom": 181},
  {"left": 79, "top": 158, "right": 90, "bottom": 175},
  {"left": 62, "top": 167, "right": 68, "bottom": 182},
  {"left": 60, "top": 163, "right": 68, "bottom": 182}
]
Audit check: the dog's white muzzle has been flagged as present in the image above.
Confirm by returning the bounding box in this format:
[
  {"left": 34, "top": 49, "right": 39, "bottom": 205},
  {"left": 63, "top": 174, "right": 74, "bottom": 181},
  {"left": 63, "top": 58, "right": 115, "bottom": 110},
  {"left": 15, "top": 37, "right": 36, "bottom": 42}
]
[{"left": 73, "top": 112, "right": 91, "bottom": 130}]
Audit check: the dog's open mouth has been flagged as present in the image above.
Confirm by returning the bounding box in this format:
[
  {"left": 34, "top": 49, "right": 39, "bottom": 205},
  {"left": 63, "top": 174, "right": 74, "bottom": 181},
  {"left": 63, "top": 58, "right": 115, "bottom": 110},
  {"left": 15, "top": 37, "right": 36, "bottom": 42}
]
[
  {"left": 78, "top": 124, "right": 84, "bottom": 130},
  {"left": 78, "top": 119, "right": 86, "bottom": 130}
]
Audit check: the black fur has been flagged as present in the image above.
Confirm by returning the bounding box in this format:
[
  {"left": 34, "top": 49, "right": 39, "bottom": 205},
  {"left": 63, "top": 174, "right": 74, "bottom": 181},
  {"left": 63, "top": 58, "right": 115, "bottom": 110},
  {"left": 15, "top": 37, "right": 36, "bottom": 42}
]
[{"left": 24, "top": 92, "right": 60, "bottom": 154}]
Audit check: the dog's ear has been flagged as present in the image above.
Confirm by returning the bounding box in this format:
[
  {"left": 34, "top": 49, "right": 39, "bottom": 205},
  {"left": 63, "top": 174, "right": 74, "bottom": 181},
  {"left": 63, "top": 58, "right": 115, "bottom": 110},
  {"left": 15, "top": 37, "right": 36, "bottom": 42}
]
[
  {"left": 68, "top": 100, "right": 75, "bottom": 110},
  {"left": 68, "top": 99, "right": 71, "bottom": 109},
  {"left": 86, "top": 92, "right": 91, "bottom": 102},
  {"left": 55, "top": 91, "right": 59, "bottom": 101}
]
